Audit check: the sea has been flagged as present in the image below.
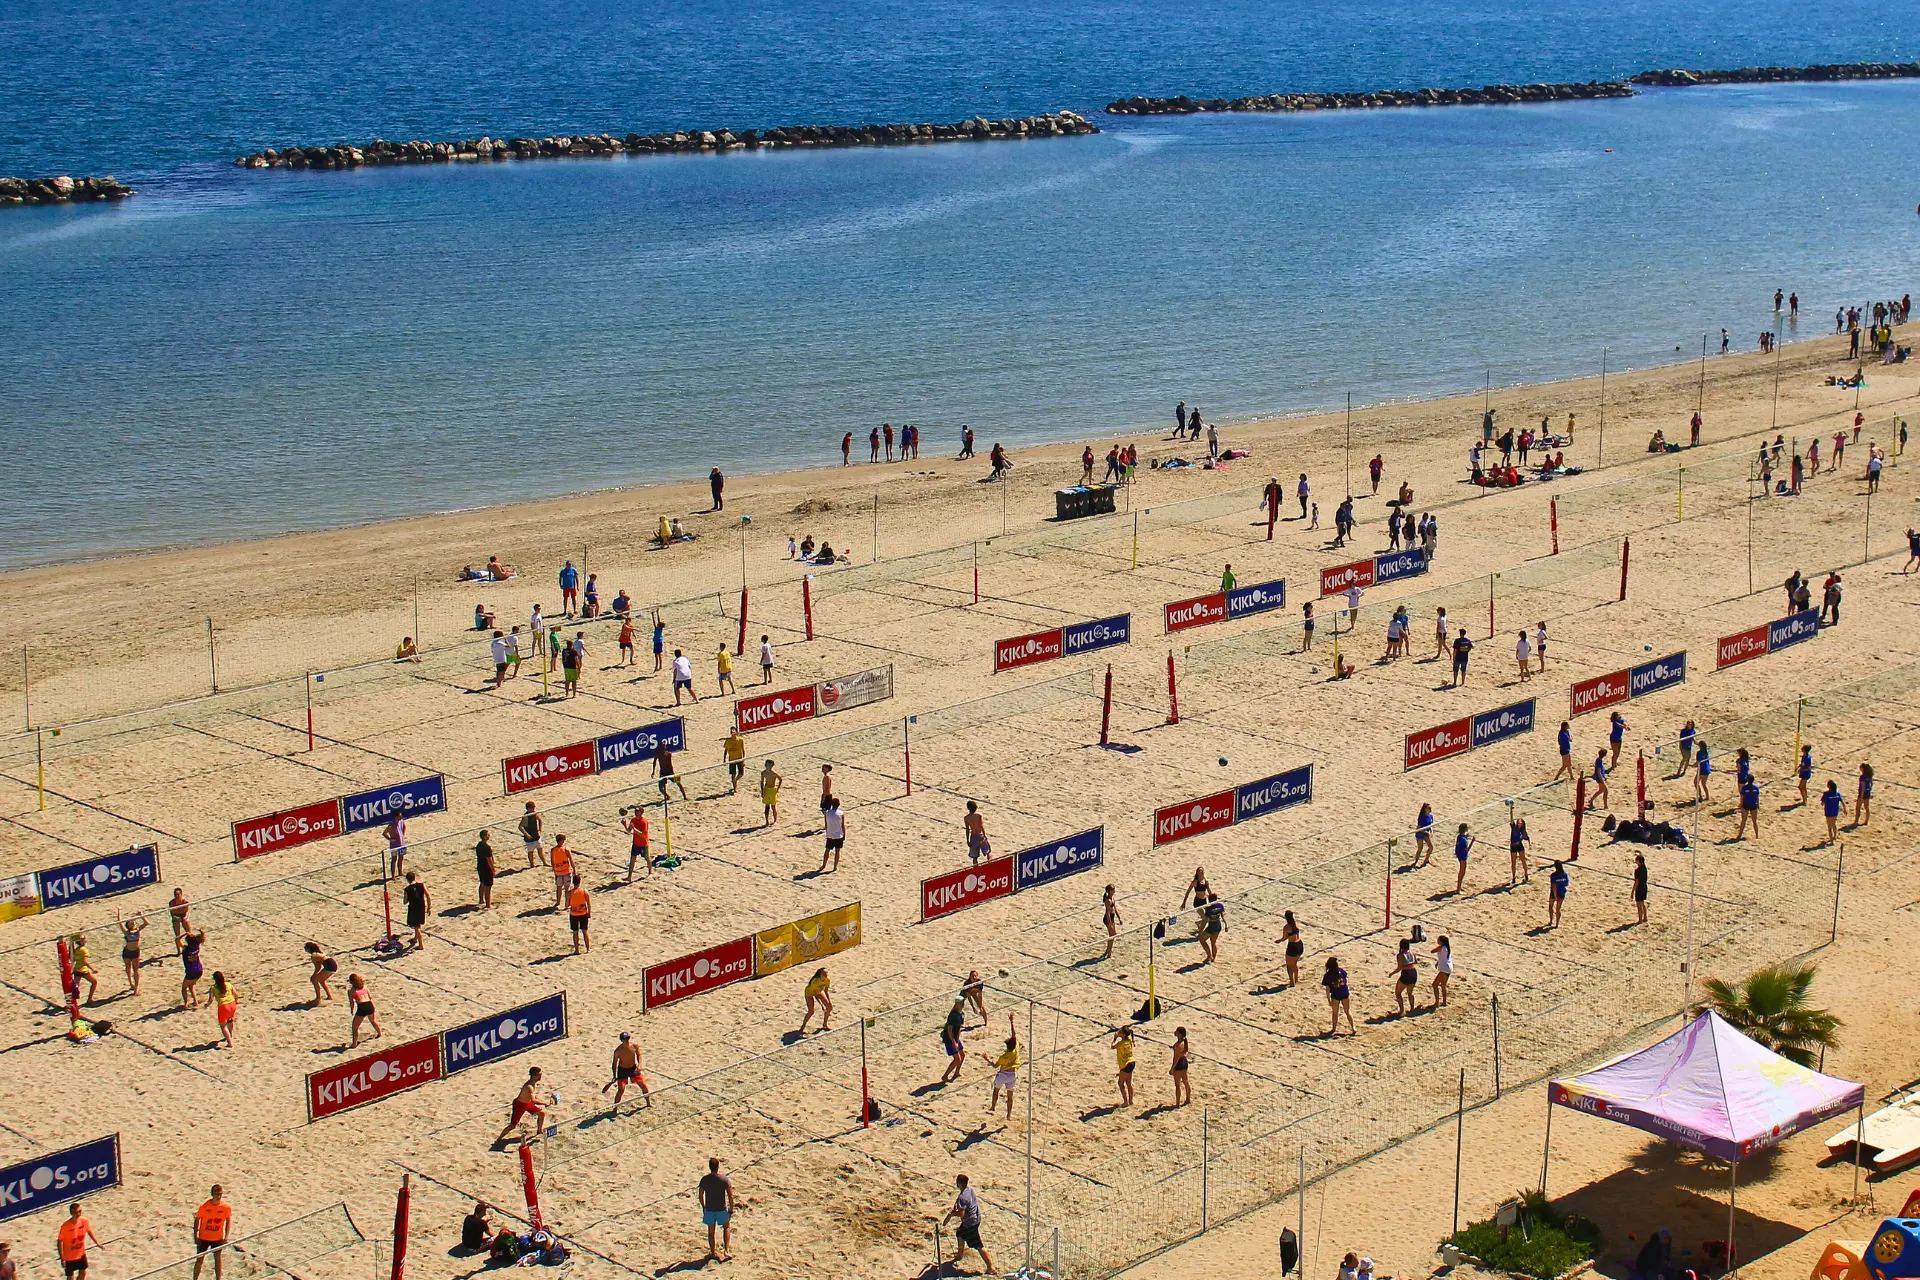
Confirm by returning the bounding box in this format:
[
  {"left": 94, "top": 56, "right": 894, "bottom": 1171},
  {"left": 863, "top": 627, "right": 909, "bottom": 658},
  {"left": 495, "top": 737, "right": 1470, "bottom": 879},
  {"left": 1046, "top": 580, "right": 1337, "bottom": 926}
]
[{"left": 1, "top": 0, "right": 1917, "bottom": 567}]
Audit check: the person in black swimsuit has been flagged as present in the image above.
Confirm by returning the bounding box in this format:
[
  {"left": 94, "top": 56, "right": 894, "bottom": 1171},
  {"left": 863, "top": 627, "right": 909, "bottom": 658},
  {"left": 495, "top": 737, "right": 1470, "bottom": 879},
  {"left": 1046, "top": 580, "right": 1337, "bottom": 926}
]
[
  {"left": 1388, "top": 939, "right": 1419, "bottom": 1016},
  {"left": 179, "top": 927, "right": 206, "bottom": 1009},
  {"left": 120, "top": 914, "right": 146, "bottom": 994},
  {"left": 403, "top": 872, "right": 431, "bottom": 951},
  {"left": 1630, "top": 854, "right": 1649, "bottom": 925},
  {"left": 1279, "top": 910, "right": 1304, "bottom": 987}
]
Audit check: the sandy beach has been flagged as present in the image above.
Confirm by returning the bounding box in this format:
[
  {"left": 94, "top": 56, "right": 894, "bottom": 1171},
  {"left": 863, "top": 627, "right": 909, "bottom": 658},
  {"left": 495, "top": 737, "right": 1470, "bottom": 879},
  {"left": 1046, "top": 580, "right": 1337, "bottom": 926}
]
[{"left": 0, "top": 327, "right": 1916, "bottom": 1280}]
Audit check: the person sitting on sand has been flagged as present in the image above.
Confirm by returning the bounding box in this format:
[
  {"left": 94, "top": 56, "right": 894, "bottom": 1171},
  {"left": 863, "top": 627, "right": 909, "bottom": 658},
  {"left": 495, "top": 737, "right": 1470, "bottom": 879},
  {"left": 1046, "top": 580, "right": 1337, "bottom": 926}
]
[
  {"left": 395, "top": 637, "right": 420, "bottom": 663},
  {"left": 611, "top": 589, "right": 632, "bottom": 616},
  {"left": 1647, "top": 429, "right": 1667, "bottom": 453},
  {"left": 799, "top": 535, "right": 816, "bottom": 560},
  {"left": 655, "top": 515, "right": 673, "bottom": 545},
  {"left": 473, "top": 603, "right": 495, "bottom": 630},
  {"left": 670, "top": 518, "right": 695, "bottom": 542},
  {"left": 486, "top": 556, "right": 512, "bottom": 580},
  {"left": 1396, "top": 481, "right": 1413, "bottom": 507}
]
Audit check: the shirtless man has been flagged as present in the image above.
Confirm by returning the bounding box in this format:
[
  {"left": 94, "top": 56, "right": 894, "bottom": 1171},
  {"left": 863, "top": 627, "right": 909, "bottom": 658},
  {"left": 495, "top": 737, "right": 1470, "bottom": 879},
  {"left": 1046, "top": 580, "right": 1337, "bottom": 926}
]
[
  {"left": 495, "top": 1067, "right": 548, "bottom": 1144},
  {"left": 602, "top": 1033, "right": 651, "bottom": 1111},
  {"left": 964, "top": 802, "right": 990, "bottom": 864}
]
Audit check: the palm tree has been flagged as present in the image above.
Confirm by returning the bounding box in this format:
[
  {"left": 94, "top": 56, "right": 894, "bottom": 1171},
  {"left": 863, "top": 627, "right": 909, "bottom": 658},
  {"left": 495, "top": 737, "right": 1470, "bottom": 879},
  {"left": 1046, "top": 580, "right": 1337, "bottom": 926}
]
[{"left": 1702, "top": 963, "right": 1841, "bottom": 1066}]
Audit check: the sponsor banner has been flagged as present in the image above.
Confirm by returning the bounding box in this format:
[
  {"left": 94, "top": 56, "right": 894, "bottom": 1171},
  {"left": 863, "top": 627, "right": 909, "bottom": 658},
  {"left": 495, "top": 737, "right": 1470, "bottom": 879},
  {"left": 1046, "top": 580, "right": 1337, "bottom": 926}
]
[
  {"left": 342, "top": 775, "right": 447, "bottom": 833},
  {"left": 1165, "top": 592, "right": 1227, "bottom": 634},
  {"left": 816, "top": 665, "right": 893, "bottom": 717},
  {"left": 1320, "top": 559, "right": 1375, "bottom": 597},
  {"left": 0, "top": 1135, "right": 120, "bottom": 1224},
  {"left": 1405, "top": 718, "right": 1472, "bottom": 771},
  {"left": 1063, "top": 613, "right": 1131, "bottom": 656},
  {"left": 596, "top": 718, "right": 686, "bottom": 772},
  {"left": 1226, "top": 577, "right": 1288, "bottom": 619},
  {"left": 759, "top": 901, "right": 865, "bottom": 976},
  {"left": 1013, "top": 827, "right": 1106, "bottom": 892},
  {"left": 0, "top": 873, "right": 40, "bottom": 923},
  {"left": 232, "top": 797, "right": 345, "bottom": 860},
  {"left": 38, "top": 845, "right": 160, "bottom": 912},
  {"left": 1235, "top": 765, "right": 1314, "bottom": 822},
  {"left": 442, "top": 993, "right": 568, "bottom": 1076},
  {"left": 1715, "top": 623, "right": 1771, "bottom": 671},
  {"left": 502, "top": 739, "right": 598, "bottom": 794},
  {"left": 1630, "top": 651, "right": 1688, "bottom": 697},
  {"left": 307, "top": 1034, "right": 442, "bottom": 1122},
  {"left": 1569, "top": 671, "right": 1631, "bottom": 718},
  {"left": 1471, "top": 698, "right": 1537, "bottom": 749},
  {"left": 1768, "top": 608, "right": 1820, "bottom": 653},
  {"left": 1153, "top": 789, "right": 1237, "bottom": 846},
  {"left": 995, "top": 627, "right": 1064, "bottom": 672},
  {"left": 1372, "top": 548, "right": 1428, "bottom": 584},
  {"left": 644, "top": 935, "right": 755, "bottom": 1010},
  {"left": 735, "top": 684, "right": 817, "bottom": 733},
  {"left": 920, "top": 858, "right": 1015, "bottom": 921}
]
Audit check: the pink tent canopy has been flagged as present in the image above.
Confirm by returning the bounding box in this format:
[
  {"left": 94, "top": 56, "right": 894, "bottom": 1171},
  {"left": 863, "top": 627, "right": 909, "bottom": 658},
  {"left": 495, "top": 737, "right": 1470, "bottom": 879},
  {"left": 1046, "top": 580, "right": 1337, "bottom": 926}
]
[{"left": 1549, "top": 1010, "right": 1863, "bottom": 1163}]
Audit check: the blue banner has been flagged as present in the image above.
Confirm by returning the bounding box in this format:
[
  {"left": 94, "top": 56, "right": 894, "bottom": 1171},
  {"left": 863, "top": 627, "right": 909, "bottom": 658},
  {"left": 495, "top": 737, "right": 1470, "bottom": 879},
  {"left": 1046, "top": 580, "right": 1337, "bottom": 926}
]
[
  {"left": 1470, "top": 698, "right": 1536, "bottom": 749},
  {"left": 1063, "top": 613, "right": 1131, "bottom": 656},
  {"left": 442, "top": 992, "right": 568, "bottom": 1076},
  {"left": 1012, "top": 827, "right": 1105, "bottom": 892},
  {"left": 1373, "top": 548, "right": 1428, "bottom": 584},
  {"left": 1768, "top": 609, "right": 1820, "bottom": 653},
  {"left": 1630, "top": 651, "right": 1688, "bottom": 698},
  {"left": 0, "top": 1135, "right": 120, "bottom": 1223},
  {"left": 1235, "top": 764, "right": 1314, "bottom": 822},
  {"left": 342, "top": 775, "right": 447, "bottom": 833},
  {"left": 38, "top": 846, "right": 159, "bottom": 912},
  {"left": 596, "top": 717, "right": 688, "bottom": 773},
  {"left": 1226, "top": 578, "right": 1288, "bottom": 619}
]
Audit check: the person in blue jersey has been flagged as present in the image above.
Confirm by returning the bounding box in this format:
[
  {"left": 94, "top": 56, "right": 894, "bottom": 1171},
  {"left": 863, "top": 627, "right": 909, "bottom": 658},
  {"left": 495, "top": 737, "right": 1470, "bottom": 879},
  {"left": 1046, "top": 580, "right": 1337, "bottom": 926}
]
[
  {"left": 1412, "top": 803, "right": 1434, "bottom": 867},
  {"left": 1453, "top": 823, "right": 1474, "bottom": 895},
  {"left": 1796, "top": 745, "right": 1813, "bottom": 806},
  {"left": 1819, "top": 779, "right": 1843, "bottom": 845},
  {"left": 1693, "top": 740, "right": 1713, "bottom": 805},
  {"left": 1554, "top": 720, "right": 1574, "bottom": 781},
  {"left": 1545, "top": 860, "right": 1570, "bottom": 929}
]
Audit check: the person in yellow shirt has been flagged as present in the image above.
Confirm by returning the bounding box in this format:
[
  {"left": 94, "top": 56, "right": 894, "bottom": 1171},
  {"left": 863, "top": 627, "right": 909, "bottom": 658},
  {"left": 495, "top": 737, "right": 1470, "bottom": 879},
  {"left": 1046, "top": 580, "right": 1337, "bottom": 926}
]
[
  {"left": 59, "top": 1202, "right": 102, "bottom": 1278},
  {"left": 721, "top": 730, "right": 747, "bottom": 795},
  {"left": 68, "top": 934, "right": 99, "bottom": 1004},
  {"left": 567, "top": 876, "right": 591, "bottom": 955},
  {"left": 799, "top": 968, "right": 832, "bottom": 1034},
  {"left": 192, "top": 1186, "right": 231, "bottom": 1280},
  {"left": 715, "top": 645, "right": 735, "bottom": 694},
  {"left": 987, "top": 1016, "right": 1020, "bottom": 1120},
  {"left": 1112, "top": 1026, "right": 1136, "bottom": 1106},
  {"left": 394, "top": 637, "right": 420, "bottom": 663},
  {"left": 548, "top": 836, "right": 574, "bottom": 911},
  {"left": 210, "top": 971, "right": 239, "bottom": 1048}
]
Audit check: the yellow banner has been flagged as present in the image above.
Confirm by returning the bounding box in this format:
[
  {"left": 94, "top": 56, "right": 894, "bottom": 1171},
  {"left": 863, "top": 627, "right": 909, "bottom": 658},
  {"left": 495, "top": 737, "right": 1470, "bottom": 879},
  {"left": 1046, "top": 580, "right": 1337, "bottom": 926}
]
[
  {"left": 757, "top": 902, "right": 861, "bottom": 978},
  {"left": 0, "top": 873, "right": 42, "bottom": 923}
]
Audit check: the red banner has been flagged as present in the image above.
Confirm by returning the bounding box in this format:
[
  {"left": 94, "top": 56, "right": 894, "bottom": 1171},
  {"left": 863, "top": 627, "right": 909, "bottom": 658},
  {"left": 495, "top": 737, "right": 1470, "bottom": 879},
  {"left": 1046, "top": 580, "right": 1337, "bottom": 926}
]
[
  {"left": 232, "top": 798, "right": 345, "bottom": 861},
  {"left": 1404, "top": 717, "right": 1472, "bottom": 771},
  {"left": 502, "top": 740, "right": 598, "bottom": 795},
  {"left": 1568, "top": 670, "right": 1631, "bottom": 717},
  {"left": 1319, "top": 559, "right": 1376, "bottom": 597},
  {"left": 994, "top": 628, "right": 1065, "bottom": 672},
  {"left": 1164, "top": 593, "right": 1227, "bottom": 633},
  {"left": 644, "top": 935, "right": 755, "bottom": 1010},
  {"left": 1715, "top": 624, "right": 1770, "bottom": 670},
  {"left": 306, "top": 1034, "right": 442, "bottom": 1121},
  {"left": 735, "top": 684, "right": 817, "bottom": 733},
  {"left": 1152, "top": 790, "right": 1237, "bottom": 846},
  {"left": 920, "top": 857, "right": 1016, "bottom": 921}
]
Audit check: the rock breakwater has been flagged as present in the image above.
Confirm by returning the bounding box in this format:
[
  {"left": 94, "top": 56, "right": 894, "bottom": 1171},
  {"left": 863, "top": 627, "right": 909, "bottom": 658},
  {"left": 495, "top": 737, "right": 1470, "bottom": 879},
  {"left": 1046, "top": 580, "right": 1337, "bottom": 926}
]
[
  {"left": 0, "top": 175, "right": 133, "bottom": 206},
  {"left": 1105, "top": 81, "right": 1632, "bottom": 115},
  {"left": 232, "top": 111, "right": 1097, "bottom": 170},
  {"left": 1632, "top": 61, "right": 1920, "bottom": 86}
]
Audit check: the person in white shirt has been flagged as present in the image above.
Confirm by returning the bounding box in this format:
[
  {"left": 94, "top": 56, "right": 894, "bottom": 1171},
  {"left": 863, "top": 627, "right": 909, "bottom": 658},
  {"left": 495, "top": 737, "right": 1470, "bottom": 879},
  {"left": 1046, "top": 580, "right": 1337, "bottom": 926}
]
[
  {"left": 529, "top": 605, "right": 546, "bottom": 657},
  {"left": 820, "top": 798, "right": 846, "bottom": 872},
  {"left": 760, "top": 635, "right": 775, "bottom": 685},
  {"left": 1433, "top": 607, "right": 1449, "bottom": 660},
  {"left": 671, "top": 650, "right": 697, "bottom": 704},
  {"left": 1534, "top": 620, "right": 1548, "bottom": 673},
  {"left": 489, "top": 631, "right": 510, "bottom": 689},
  {"left": 1514, "top": 630, "right": 1532, "bottom": 682}
]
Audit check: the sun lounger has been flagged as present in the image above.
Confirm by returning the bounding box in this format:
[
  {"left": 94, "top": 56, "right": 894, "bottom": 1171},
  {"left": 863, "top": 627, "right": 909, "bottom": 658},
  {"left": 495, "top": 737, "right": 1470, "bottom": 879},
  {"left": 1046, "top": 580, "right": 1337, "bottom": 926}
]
[{"left": 1825, "top": 1095, "right": 1920, "bottom": 1170}]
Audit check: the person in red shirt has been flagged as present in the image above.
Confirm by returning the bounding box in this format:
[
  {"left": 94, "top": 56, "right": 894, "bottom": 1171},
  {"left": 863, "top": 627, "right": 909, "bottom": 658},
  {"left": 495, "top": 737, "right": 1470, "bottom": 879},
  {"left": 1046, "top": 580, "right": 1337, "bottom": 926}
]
[
  {"left": 58, "top": 1203, "right": 101, "bottom": 1279},
  {"left": 192, "top": 1187, "right": 230, "bottom": 1280},
  {"left": 841, "top": 432, "right": 851, "bottom": 466}
]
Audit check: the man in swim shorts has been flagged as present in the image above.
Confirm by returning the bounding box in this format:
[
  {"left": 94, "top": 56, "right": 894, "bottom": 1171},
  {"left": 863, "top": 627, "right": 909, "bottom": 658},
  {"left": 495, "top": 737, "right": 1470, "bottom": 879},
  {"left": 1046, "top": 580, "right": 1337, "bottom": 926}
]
[
  {"left": 603, "top": 1032, "right": 650, "bottom": 1110},
  {"left": 495, "top": 1067, "right": 547, "bottom": 1145}
]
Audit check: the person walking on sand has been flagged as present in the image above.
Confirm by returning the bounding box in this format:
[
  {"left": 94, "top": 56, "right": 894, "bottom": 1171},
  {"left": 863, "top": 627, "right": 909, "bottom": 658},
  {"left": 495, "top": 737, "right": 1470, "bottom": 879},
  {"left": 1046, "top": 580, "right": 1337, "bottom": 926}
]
[
  {"left": 1296, "top": 473, "right": 1310, "bottom": 519},
  {"left": 1672, "top": 719, "right": 1697, "bottom": 778},
  {"left": 1279, "top": 909, "right": 1304, "bottom": 986},
  {"left": 722, "top": 728, "right": 747, "bottom": 795},
  {"left": 709, "top": 466, "right": 725, "bottom": 511},
  {"left": 1413, "top": 803, "right": 1434, "bottom": 867},
  {"left": 622, "top": 807, "right": 651, "bottom": 880},
  {"left": 59, "top": 1201, "right": 103, "bottom": 1280},
  {"left": 210, "top": 971, "right": 239, "bottom": 1048},
  {"left": 1453, "top": 823, "right": 1474, "bottom": 894},
  {"left": 403, "top": 871, "right": 430, "bottom": 950},
  {"left": 305, "top": 942, "right": 337, "bottom": 1003},
  {"left": 1554, "top": 720, "right": 1575, "bottom": 782},
  {"left": 1546, "top": 860, "right": 1569, "bottom": 928},
  {"left": 474, "top": 830, "right": 496, "bottom": 909},
  {"left": 1855, "top": 762, "right": 1873, "bottom": 827},
  {"left": 191, "top": 1187, "right": 230, "bottom": 1280},
  {"left": 120, "top": 913, "right": 146, "bottom": 993},
  {"left": 670, "top": 649, "right": 697, "bottom": 703},
  {"left": 759, "top": 634, "right": 775, "bottom": 684},
  {"left": 1322, "top": 957, "right": 1355, "bottom": 1035},
  {"left": 841, "top": 431, "right": 851, "bottom": 466},
  {"left": 1431, "top": 935, "right": 1453, "bottom": 1007},
  {"left": 567, "top": 876, "right": 591, "bottom": 954},
  {"left": 799, "top": 967, "right": 832, "bottom": 1033},
  {"left": 1589, "top": 750, "right": 1611, "bottom": 810},
  {"left": 943, "top": 1176, "right": 992, "bottom": 1278},
  {"left": 519, "top": 801, "right": 545, "bottom": 868},
  {"left": 1387, "top": 938, "right": 1419, "bottom": 1016},
  {"left": 1630, "top": 854, "right": 1649, "bottom": 925},
  {"left": 988, "top": 1017, "right": 1020, "bottom": 1119},
  {"left": 760, "top": 760, "right": 783, "bottom": 826},
  {"left": 603, "top": 1032, "right": 650, "bottom": 1110},
  {"left": 70, "top": 933, "right": 99, "bottom": 1004},
  {"left": 964, "top": 801, "right": 991, "bottom": 864},
  {"left": 939, "top": 998, "right": 967, "bottom": 1083},
  {"left": 1169, "top": 1026, "right": 1192, "bottom": 1105},
  {"left": 1100, "top": 884, "right": 1122, "bottom": 960},
  {"left": 490, "top": 629, "right": 510, "bottom": 689},
  {"left": 820, "top": 797, "right": 846, "bottom": 872},
  {"left": 715, "top": 644, "right": 734, "bottom": 694},
  {"left": 559, "top": 560, "right": 579, "bottom": 617},
  {"left": 654, "top": 741, "right": 688, "bottom": 801},
  {"left": 1820, "top": 779, "right": 1843, "bottom": 844},
  {"left": 547, "top": 836, "right": 574, "bottom": 912},
  {"left": 1694, "top": 740, "right": 1713, "bottom": 805},
  {"left": 347, "top": 973, "right": 380, "bottom": 1046},
  {"left": 495, "top": 1067, "right": 548, "bottom": 1145}
]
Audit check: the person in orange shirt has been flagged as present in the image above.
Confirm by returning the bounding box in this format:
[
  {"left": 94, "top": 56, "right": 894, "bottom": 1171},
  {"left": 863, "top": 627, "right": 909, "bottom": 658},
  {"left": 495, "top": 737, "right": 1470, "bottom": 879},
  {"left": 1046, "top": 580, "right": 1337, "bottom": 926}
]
[
  {"left": 58, "top": 1202, "right": 101, "bottom": 1278},
  {"left": 567, "top": 877, "right": 591, "bottom": 954},
  {"left": 191, "top": 1187, "right": 230, "bottom": 1280},
  {"left": 548, "top": 836, "right": 574, "bottom": 911}
]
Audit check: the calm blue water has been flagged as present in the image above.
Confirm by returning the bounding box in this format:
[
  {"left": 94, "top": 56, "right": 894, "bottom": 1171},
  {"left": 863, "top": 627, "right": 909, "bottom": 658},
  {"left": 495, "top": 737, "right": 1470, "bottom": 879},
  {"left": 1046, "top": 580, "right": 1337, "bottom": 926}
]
[{"left": 2, "top": 1, "right": 1918, "bottom": 566}]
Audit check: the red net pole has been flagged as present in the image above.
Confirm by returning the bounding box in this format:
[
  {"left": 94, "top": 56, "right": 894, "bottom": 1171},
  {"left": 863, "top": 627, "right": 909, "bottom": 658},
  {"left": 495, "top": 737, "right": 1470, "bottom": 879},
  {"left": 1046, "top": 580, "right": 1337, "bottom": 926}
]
[
  {"left": 1636, "top": 751, "right": 1647, "bottom": 820},
  {"left": 1618, "top": 537, "right": 1630, "bottom": 602},
  {"left": 1166, "top": 652, "right": 1179, "bottom": 725},
  {"left": 1100, "top": 665, "right": 1113, "bottom": 746},
  {"left": 520, "top": 1143, "right": 544, "bottom": 1231},
  {"left": 903, "top": 717, "right": 912, "bottom": 797},
  {"left": 1571, "top": 778, "right": 1587, "bottom": 860},
  {"left": 56, "top": 937, "right": 79, "bottom": 1024},
  {"left": 1550, "top": 498, "right": 1559, "bottom": 555},
  {"left": 802, "top": 578, "right": 814, "bottom": 641},
  {"left": 736, "top": 588, "right": 748, "bottom": 656},
  {"left": 390, "top": 1174, "right": 410, "bottom": 1280}
]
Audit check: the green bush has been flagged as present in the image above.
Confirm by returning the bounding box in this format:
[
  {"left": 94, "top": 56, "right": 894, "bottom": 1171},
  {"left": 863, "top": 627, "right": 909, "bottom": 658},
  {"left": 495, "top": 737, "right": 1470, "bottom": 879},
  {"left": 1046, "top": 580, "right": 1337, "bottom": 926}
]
[{"left": 1450, "top": 1190, "right": 1602, "bottom": 1279}]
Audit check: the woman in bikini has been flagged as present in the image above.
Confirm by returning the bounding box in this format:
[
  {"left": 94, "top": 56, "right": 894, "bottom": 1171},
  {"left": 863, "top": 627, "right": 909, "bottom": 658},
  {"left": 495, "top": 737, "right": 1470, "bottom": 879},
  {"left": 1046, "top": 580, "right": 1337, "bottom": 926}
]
[
  {"left": 1100, "top": 885, "right": 1122, "bottom": 960},
  {"left": 304, "top": 942, "right": 338, "bottom": 1004},
  {"left": 119, "top": 915, "right": 146, "bottom": 993},
  {"left": 1279, "top": 910, "right": 1304, "bottom": 988},
  {"left": 1388, "top": 938, "right": 1419, "bottom": 1016},
  {"left": 348, "top": 973, "right": 382, "bottom": 1047},
  {"left": 1169, "top": 1027, "right": 1192, "bottom": 1107}
]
